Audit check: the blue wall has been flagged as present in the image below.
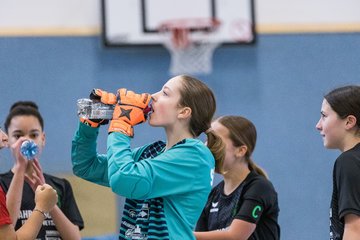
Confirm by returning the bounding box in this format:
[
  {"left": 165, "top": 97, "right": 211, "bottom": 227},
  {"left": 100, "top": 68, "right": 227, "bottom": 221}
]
[{"left": 1, "top": 33, "right": 360, "bottom": 239}]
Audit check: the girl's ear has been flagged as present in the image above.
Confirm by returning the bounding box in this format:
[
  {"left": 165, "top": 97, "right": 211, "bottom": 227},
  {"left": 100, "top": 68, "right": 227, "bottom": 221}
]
[
  {"left": 235, "top": 145, "right": 248, "bottom": 158},
  {"left": 178, "top": 107, "right": 192, "bottom": 119},
  {"left": 41, "top": 132, "right": 46, "bottom": 148},
  {"left": 345, "top": 115, "right": 357, "bottom": 130}
]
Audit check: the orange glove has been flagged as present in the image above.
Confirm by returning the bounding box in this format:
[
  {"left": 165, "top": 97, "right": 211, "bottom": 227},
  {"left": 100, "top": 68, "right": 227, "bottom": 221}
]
[
  {"left": 90, "top": 88, "right": 117, "bottom": 105},
  {"left": 108, "top": 88, "right": 151, "bottom": 137},
  {"left": 80, "top": 89, "right": 117, "bottom": 128}
]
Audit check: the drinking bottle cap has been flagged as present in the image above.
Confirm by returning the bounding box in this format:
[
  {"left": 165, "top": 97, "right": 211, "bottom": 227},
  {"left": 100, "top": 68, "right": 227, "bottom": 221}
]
[
  {"left": 143, "top": 99, "right": 153, "bottom": 118},
  {"left": 20, "top": 140, "right": 39, "bottom": 160}
]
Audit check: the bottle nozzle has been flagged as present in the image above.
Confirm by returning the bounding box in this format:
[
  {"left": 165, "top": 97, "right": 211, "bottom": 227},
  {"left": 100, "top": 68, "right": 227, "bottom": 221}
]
[
  {"left": 143, "top": 100, "right": 153, "bottom": 119},
  {"left": 20, "top": 140, "right": 39, "bottom": 160}
]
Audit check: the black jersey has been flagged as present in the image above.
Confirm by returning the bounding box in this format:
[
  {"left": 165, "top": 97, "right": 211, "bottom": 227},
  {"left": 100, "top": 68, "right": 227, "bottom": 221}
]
[
  {"left": 0, "top": 170, "right": 84, "bottom": 240},
  {"left": 330, "top": 143, "right": 360, "bottom": 240},
  {"left": 196, "top": 171, "right": 280, "bottom": 240}
]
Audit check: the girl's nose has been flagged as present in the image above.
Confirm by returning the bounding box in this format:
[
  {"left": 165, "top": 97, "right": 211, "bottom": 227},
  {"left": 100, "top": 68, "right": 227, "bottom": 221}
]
[
  {"left": 151, "top": 91, "right": 159, "bottom": 100},
  {"left": 315, "top": 120, "right": 321, "bottom": 130},
  {"left": 0, "top": 130, "right": 9, "bottom": 147}
]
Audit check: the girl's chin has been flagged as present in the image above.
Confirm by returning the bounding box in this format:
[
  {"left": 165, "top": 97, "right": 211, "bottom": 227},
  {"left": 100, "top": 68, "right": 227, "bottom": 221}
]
[{"left": 148, "top": 120, "right": 161, "bottom": 127}]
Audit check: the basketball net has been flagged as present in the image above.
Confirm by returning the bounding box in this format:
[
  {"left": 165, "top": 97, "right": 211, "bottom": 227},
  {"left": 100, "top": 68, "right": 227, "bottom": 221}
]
[{"left": 159, "top": 18, "right": 221, "bottom": 75}]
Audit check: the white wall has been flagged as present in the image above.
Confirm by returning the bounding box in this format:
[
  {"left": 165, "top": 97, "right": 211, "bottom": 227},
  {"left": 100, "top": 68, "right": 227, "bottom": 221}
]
[
  {"left": 0, "top": 0, "right": 360, "bottom": 35},
  {"left": 258, "top": 0, "right": 360, "bottom": 24},
  {"left": 0, "top": 0, "right": 100, "bottom": 35}
]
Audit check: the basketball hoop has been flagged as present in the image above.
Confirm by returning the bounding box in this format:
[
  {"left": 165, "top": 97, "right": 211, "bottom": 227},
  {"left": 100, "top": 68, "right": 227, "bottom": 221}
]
[{"left": 159, "top": 18, "right": 221, "bottom": 75}]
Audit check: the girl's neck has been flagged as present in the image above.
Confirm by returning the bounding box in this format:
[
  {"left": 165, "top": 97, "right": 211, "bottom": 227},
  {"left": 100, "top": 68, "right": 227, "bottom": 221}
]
[
  {"left": 165, "top": 125, "right": 193, "bottom": 150},
  {"left": 223, "top": 162, "right": 250, "bottom": 196},
  {"left": 341, "top": 135, "right": 360, "bottom": 152}
]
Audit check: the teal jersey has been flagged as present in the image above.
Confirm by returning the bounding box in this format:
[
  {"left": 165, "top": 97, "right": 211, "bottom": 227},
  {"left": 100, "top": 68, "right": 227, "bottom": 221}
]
[{"left": 71, "top": 123, "right": 215, "bottom": 240}]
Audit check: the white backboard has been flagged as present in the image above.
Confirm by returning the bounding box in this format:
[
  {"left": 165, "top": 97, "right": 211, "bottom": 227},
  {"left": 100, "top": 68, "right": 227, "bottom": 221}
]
[{"left": 102, "top": 0, "right": 256, "bottom": 46}]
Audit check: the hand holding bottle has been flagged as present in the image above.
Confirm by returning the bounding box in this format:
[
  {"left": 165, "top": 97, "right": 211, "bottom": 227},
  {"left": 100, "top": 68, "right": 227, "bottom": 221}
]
[
  {"left": 11, "top": 138, "right": 31, "bottom": 174},
  {"left": 108, "top": 88, "right": 152, "bottom": 137},
  {"left": 77, "top": 88, "right": 152, "bottom": 131},
  {"left": 77, "top": 89, "right": 117, "bottom": 127}
]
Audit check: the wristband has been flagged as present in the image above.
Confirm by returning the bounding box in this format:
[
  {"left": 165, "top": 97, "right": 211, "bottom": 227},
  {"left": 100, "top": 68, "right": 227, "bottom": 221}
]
[
  {"left": 33, "top": 208, "right": 47, "bottom": 218},
  {"left": 80, "top": 118, "right": 101, "bottom": 128}
]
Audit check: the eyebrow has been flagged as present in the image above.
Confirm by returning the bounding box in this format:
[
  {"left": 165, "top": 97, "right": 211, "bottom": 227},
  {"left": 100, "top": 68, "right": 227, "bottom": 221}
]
[{"left": 12, "top": 129, "right": 41, "bottom": 134}]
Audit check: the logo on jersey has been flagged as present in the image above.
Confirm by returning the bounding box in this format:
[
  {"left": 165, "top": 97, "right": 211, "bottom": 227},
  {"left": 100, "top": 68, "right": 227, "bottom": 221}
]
[
  {"left": 252, "top": 205, "right": 262, "bottom": 219},
  {"left": 210, "top": 202, "right": 219, "bottom": 213},
  {"left": 45, "top": 230, "right": 61, "bottom": 240},
  {"left": 125, "top": 225, "right": 148, "bottom": 240},
  {"left": 129, "top": 205, "right": 149, "bottom": 220}
]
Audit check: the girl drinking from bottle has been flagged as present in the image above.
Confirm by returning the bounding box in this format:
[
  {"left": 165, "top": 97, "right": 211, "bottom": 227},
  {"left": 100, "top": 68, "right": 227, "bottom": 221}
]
[
  {"left": 0, "top": 101, "right": 84, "bottom": 240},
  {"left": 0, "top": 126, "right": 58, "bottom": 240},
  {"left": 72, "top": 75, "right": 225, "bottom": 240}
]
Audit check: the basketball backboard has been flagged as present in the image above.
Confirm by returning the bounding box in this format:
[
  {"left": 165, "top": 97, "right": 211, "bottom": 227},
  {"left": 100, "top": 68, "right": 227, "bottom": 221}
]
[{"left": 101, "top": 0, "right": 256, "bottom": 47}]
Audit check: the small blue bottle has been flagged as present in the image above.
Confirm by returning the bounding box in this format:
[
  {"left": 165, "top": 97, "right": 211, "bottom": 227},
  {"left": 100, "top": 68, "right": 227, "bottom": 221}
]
[{"left": 20, "top": 140, "right": 39, "bottom": 160}]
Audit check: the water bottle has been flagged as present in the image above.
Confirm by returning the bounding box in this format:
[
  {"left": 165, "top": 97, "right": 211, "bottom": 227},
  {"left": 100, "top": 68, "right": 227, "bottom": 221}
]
[
  {"left": 20, "top": 140, "right": 39, "bottom": 160},
  {"left": 77, "top": 98, "right": 115, "bottom": 120},
  {"left": 77, "top": 98, "right": 153, "bottom": 120}
]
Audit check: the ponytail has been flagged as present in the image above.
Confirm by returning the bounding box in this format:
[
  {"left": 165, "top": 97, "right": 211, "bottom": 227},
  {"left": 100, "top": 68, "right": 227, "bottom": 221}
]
[
  {"left": 248, "top": 159, "right": 268, "bottom": 179},
  {"left": 206, "top": 130, "right": 225, "bottom": 174}
]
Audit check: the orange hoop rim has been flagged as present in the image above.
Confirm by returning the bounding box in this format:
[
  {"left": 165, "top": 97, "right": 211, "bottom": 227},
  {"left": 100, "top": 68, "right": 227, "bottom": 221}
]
[
  {"left": 159, "top": 18, "right": 221, "bottom": 32},
  {"left": 159, "top": 18, "right": 221, "bottom": 49}
]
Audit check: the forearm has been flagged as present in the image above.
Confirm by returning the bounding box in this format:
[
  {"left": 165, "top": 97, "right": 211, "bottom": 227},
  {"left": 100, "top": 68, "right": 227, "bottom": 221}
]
[
  {"left": 343, "top": 214, "right": 360, "bottom": 240},
  {"left": 71, "top": 123, "right": 109, "bottom": 186},
  {"left": 6, "top": 169, "right": 25, "bottom": 226},
  {"left": 49, "top": 205, "right": 81, "bottom": 240},
  {"left": 15, "top": 210, "right": 45, "bottom": 240}
]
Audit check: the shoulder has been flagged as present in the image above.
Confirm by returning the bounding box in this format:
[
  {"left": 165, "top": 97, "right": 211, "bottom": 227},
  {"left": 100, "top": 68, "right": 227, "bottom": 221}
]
[
  {"left": 246, "top": 172, "right": 275, "bottom": 189},
  {"left": 243, "top": 172, "right": 278, "bottom": 199},
  {"left": 335, "top": 144, "right": 360, "bottom": 174},
  {"left": 0, "top": 171, "right": 13, "bottom": 188},
  {"left": 171, "top": 139, "right": 214, "bottom": 166},
  {"left": 0, "top": 171, "right": 12, "bottom": 178},
  {"left": 172, "top": 139, "right": 212, "bottom": 157}
]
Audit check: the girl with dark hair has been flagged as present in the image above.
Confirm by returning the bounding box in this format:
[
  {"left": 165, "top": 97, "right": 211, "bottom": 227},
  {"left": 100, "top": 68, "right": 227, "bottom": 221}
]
[
  {"left": 71, "top": 75, "right": 226, "bottom": 240},
  {"left": 195, "top": 115, "right": 280, "bottom": 240},
  {"left": 0, "top": 101, "right": 84, "bottom": 240},
  {"left": 0, "top": 127, "right": 58, "bottom": 240},
  {"left": 316, "top": 85, "right": 360, "bottom": 239}
]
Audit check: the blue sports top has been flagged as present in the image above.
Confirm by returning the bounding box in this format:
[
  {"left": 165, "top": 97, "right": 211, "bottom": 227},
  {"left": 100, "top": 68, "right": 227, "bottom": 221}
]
[{"left": 71, "top": 123, "right": 215, "bottom": 240}]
